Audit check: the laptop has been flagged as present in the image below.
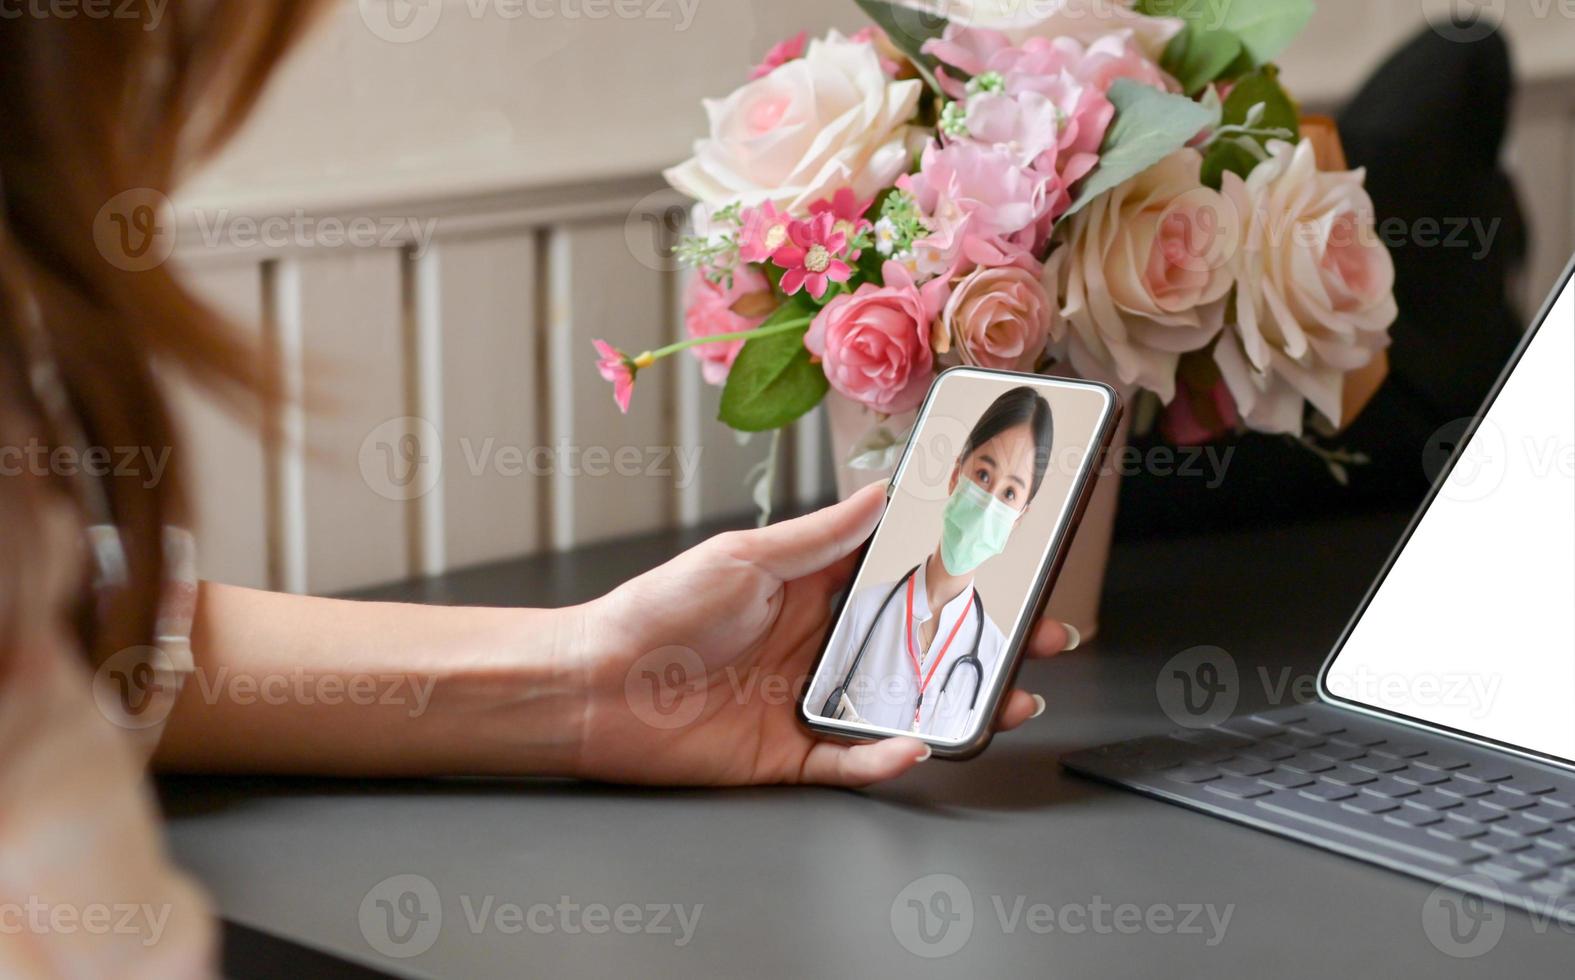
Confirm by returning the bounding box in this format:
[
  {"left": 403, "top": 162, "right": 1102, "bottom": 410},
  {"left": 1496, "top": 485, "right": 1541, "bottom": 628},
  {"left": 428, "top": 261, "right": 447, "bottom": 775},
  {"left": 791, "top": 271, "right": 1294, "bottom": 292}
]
[{"left": 1063, "top": 254, "right": 1575, "bottom": 925}]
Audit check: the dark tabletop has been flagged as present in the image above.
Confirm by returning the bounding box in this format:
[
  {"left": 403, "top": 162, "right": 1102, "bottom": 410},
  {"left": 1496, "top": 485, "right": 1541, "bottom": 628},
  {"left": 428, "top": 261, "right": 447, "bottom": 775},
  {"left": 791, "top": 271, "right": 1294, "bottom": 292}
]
[{"left": 158, "top": 507, "right": 1575, "bottom": 979}]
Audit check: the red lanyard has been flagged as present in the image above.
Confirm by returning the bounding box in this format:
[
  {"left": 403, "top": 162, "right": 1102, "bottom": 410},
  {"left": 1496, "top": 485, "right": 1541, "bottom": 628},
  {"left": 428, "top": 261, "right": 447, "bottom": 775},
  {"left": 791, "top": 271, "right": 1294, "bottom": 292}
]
[{"left": 904, "top": 574, "right": 974, "bottom": 727}]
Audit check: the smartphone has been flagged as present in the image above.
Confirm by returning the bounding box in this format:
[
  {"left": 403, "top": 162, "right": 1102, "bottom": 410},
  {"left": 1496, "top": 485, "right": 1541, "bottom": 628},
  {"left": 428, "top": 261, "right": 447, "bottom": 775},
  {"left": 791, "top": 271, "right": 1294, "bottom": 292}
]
[{"left": 798, "top": 367, "right": 1123, "bottom": 759}]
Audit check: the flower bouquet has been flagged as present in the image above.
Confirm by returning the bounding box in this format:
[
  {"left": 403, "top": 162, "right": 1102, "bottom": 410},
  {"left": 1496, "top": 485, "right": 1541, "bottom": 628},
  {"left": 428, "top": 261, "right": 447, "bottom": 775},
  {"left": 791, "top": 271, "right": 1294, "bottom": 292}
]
[{"left": 596, "top": 0, "right": 1397, "bottom": 501}]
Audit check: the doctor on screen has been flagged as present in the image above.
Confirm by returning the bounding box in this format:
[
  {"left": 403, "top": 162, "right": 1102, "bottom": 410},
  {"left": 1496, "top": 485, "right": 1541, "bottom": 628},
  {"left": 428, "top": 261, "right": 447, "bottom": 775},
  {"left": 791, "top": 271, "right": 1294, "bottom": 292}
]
[{"left": 809, "top": 387, "right": 1055, "bottom": 739}]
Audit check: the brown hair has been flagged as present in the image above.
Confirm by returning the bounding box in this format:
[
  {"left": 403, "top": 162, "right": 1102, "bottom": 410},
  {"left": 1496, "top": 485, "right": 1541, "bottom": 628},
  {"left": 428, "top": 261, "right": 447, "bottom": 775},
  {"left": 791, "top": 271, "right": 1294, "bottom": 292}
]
[{"left": 0, "top": 2, "right": 328, "bottom": 670}]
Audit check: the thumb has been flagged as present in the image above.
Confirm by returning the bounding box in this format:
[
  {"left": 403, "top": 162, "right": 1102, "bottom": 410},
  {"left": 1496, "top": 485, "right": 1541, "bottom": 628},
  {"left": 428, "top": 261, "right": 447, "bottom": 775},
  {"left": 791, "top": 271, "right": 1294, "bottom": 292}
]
[{"left": 744, "top": 480, "right": 887, "bottom": 583}]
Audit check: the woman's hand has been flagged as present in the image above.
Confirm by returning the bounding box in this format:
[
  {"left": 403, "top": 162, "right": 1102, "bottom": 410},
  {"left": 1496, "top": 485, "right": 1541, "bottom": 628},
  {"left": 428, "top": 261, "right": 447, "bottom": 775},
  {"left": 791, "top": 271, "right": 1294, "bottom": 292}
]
[{"left": 569, "top": 482, "right": 1080, "bottom": 788}]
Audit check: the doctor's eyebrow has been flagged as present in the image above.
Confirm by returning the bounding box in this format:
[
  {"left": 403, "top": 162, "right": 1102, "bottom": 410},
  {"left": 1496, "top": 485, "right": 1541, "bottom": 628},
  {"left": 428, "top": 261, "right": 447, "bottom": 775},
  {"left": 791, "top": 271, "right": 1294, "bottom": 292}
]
[{"left": 975, "top": 454, "right": 1025, "bottom": 487}]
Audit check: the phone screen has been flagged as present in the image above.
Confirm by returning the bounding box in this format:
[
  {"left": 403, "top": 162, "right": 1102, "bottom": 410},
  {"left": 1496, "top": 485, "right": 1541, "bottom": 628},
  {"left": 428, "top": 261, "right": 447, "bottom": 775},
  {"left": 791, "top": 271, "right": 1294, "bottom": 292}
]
[{"left": 803, "top": 370, "right": 1115, "bottom": 747}]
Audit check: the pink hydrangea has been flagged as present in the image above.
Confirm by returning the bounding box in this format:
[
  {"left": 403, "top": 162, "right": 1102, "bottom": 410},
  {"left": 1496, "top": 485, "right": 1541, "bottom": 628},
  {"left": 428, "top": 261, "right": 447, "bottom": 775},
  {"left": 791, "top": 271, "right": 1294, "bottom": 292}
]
[{"left": 900, "top": 141, "right": 1051, "bottom": 253}]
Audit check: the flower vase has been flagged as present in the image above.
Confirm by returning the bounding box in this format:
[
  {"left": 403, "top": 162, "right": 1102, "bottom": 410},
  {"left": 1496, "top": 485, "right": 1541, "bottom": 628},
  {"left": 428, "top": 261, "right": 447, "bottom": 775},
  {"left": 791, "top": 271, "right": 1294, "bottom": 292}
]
[{"left": 824, "top": 389, "right": 1128, "bottom": 641}]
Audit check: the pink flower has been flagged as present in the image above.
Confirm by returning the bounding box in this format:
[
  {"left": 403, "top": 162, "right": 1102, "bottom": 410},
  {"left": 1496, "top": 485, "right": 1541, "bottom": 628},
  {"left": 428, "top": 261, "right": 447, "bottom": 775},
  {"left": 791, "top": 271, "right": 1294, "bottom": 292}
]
[
  {"left": 809, "top": 188, "right": 874, "bottom": 246},
  {"left": 683, "top": 266, "right": 771, "bottom": 385},
  {"left": 939, "top": 263, "right": 1057, "bottom": 371},
  {"left": 900, "top": 142, "right": 1050, "bottom": 251},
  {"left": 737, "top": 201, "right": 792, "bottom": 263},
  {"left": 749, "top": 31, "right": 807, "bottom": 80},
  {"left": 1160, "top": 377, "right": 1241, "bottom": 445},
  {"left": 593, "top": 340, "right": 638, "bottom": 414},
  {"left": 772, "top": 212, "right": 854, "bottom": 300},
  {"left": 805, "top": 261, "right": 945, "bottom": 415},
  {"left": 849, "top": 25, "right": 905, "bottom": 77}
]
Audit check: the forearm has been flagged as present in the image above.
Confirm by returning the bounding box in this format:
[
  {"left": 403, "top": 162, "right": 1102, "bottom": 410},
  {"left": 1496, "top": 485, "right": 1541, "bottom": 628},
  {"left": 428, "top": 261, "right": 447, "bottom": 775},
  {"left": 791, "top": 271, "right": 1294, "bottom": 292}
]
[{"left": 154, "top": 583, "right": 593, "bottom": 777}]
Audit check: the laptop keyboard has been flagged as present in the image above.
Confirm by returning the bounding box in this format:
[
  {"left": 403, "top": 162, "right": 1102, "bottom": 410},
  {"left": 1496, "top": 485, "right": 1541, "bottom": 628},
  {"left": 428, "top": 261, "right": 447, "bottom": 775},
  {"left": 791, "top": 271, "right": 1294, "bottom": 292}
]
[{"left": 1063, "top": 703, "right": 1575, "bottom": 924}]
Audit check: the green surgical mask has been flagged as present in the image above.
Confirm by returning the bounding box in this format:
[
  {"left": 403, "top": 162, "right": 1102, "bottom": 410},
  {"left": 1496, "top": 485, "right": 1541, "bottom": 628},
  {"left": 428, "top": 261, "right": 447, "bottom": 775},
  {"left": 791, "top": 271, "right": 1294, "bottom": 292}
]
[{"left": 939, "top": 478, "right": 1018, "bottom": 575}]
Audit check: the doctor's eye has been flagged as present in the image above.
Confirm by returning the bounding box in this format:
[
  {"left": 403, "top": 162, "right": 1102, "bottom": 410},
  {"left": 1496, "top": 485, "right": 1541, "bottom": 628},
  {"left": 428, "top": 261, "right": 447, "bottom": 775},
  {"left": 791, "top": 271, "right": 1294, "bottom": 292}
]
[
  {"left": 973, "top": 468, "right": 992, "bottom": 488},
  {"left": 1002, "top": 486, "right": 1018, "bottom": 503}
]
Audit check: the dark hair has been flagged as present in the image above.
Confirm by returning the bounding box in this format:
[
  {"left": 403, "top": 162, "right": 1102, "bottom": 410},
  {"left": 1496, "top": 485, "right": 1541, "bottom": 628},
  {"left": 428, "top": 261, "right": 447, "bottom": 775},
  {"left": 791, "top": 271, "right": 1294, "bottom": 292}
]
[
  {"left": 959, "top": 386, "right": 1055, "bottom": 501},
  {"left": 0, "top": 3, "right": 330, "bottom": 678}
]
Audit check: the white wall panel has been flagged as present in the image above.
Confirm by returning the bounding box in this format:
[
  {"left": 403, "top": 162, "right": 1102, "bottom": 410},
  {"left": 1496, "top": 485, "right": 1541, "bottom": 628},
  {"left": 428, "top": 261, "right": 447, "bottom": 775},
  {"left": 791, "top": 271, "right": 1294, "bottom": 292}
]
[
  {"left": 171, "top": 263, "right": 271, "bottom": 589},
  {"left": 296, "top": 249, "right": 411, "bottom": 593},
  {"left": 545, "top": 222, "right": 674, "bottom": 548},
  {"left": 432, "top": 233, "right": 545, "bottom": 568}
]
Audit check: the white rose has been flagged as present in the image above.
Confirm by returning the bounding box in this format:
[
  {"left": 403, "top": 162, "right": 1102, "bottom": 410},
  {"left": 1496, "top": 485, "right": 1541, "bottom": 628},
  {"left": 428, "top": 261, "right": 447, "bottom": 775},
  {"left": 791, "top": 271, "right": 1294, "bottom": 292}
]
[
  {"left": 913, "top": 0, "right": 1183, "bottom": 59},
  {"left": 1056, "top": 149, "right": 1239, "bottom": 402},
  {"left": 664, "top": 32, "right": 924, "bottom": 217},
  {"left": 1217, "top": 139, "right": 1397, "bottom": 435}
]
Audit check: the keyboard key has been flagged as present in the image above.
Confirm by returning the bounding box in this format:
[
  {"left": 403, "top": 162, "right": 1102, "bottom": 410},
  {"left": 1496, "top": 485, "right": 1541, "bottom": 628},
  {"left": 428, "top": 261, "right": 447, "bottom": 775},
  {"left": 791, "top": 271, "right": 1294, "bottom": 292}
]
[
  {"left": 1480, "top": 792, "right": 1539, "bottom": 813},
  {"left": 1255, "top": 712, "right": 1305, "bottom": 726},
  {"left": 1385, "top": 809, "right": 1443, "bottom": 829},
  {"left": 1395, "top": 769, "right": 1452, "bottom": 787},
  {"left": 1364, "top": 778, "right": 1421, "bottom": 799},
  {"left": 1414, "top": 756, "right": 1472, "bottom": 772},
  {"left": 1219, "top": 759, "right": 1275, "bottom": 778},
  {"left": 1473, "top": 838, "right": 1534, "bottom": 856},
  {"left": 1173, "top": 729, "right": 1253, "bottom": 749},
  {"left": 1260, "top": 770, "right": 1315, "bottom": 790},
  {"left": 1531, "top": 879, "right": 1573, "bottom": 898},
  {"left": 1436, "top": 782, "right": 1494, "bottom": 800},
  {"left": 1490, "top": 815, "right": 1553, "bottom": 838},
  {"left": 1515, "top": 852, "right": 1553, "bottom": 870},
  {"left": 1353, "top": 757, "right": 1409, "bottom": 775},
  {"left": 1283, "top": 754, "right": 1337, "bottom": 774},
  {"left": 1288, "top": 719, "right": 1347, "bottom": 737},
  {"left": 1166, "top": 766, "right": 1222, "bottom": 784},
  {"left": 1254, "top": 795, "right": 1487, "bottom": 866},
  {"left": 1374, "top": 744, "right": 1429, "bottom": 760},
  {"left": 1475, "top": 862, "right": 1535, "bottom": 883},
  {"left": 1325, "top": 768, "right": 1379, "bottom": 787},
  {"left": 1457, "top": 766, "right": 1515, "bottom": 784},
  {"left": 1280, "top": 734, "right": 1329, "bottom": 751},
  {"left": 1301, "top": 784, "right": 1359, "bottom": 803},
  {"left": 1204, "top": 777, "right": 1274, "bottom": 801},
  {"left": 1343, "top": 796, "right": 1401, "bottom": 816},
  {"left": 1524, "top": 805, "right": 1575, "bottom": 826},
  {"left": 1449, "top": 802, "right": 1508, "bottom": 824},
  {"left": 1219, "top": 718, "right": 1286, "bottom": 739},
  {"left": 1499, "top": 784, "right": 1562, "bottom": 800},
  {"left": 1430, "top": 822, "right": 1488, "bottom": 841},
  {"left": 1314, "top": 744, "right": 1368, "bottom": 763},
  {"left": 1241, "top": 742, "right": 1297, "bottom": 763},
  {"left": 1539, "top": 789, "right": 1575, "bottom": 809},
  {"left": 1406, "top": 790, "right": 1465, "bottom": 812}
]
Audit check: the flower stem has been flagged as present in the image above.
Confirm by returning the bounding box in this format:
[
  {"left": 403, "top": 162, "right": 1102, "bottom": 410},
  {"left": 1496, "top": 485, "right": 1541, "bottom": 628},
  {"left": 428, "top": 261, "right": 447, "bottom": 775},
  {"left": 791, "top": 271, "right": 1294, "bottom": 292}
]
[{"left": 633, "top": 316, "right": 812, "bottom": 368}]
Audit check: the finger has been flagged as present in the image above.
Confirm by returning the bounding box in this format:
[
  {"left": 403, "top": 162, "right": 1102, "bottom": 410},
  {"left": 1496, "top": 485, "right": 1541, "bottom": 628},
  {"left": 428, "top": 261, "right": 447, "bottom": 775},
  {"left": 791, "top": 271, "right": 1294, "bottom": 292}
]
[
  {"left": 1028, "top": 618, "right": 1081, "bottom": 658},
  {"left": 746, "top": 481, "right": 887, "bottom": 583},
  {"left": 996, "top": 690, "right": 1047, "bottom": 732},
  {"left": 799, "top": 736, "right": 929, "bottom": 787}
]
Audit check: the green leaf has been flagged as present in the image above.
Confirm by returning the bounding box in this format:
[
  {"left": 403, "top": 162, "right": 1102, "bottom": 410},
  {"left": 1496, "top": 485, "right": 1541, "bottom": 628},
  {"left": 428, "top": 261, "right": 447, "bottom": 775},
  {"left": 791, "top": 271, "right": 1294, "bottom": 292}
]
[
  {"left": 1161, "top": 21, "right": 1243, "bottom": 96},
  {"left": 1222, "top": 0, "right": 1315, "bottom": 66},
  {"left": 1061, "top": 79, "right": 1218, "bottom": 220},
  {"left": 1137, "top": 0, "right": 1312, "bottom": 91},
  {"left": 854, "top": 0, "right": 948, "bottom": 94},
  {"left": 1199, "top": 67, "right": 1299, "bottom": 188},
  {"left": 718, "top": 297, "right": 828, "bottom": 432}
]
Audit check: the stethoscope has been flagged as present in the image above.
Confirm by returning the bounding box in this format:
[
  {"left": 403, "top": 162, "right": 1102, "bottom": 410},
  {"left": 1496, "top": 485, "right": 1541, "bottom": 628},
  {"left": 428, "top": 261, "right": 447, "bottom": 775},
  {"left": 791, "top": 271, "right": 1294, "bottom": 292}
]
[{"left": 820, "top": 564, "right": 985, "bottom": 727}]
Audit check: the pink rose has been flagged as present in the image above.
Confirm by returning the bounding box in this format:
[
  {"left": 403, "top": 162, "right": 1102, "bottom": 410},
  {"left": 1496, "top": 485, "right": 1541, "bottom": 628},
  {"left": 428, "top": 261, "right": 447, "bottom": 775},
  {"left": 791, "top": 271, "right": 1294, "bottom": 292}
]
[
  {"left": 683, "top": 266, "right": 771, "bottom": 385},
  {"left": 805, "top": 261, "right": 946, "bottom": 414},
  {"left": 930, "top": 0, "right": 1184, "bottom": 60},
  {"left": 939, "top": 264, "right": 1057, "bottom": 371}
]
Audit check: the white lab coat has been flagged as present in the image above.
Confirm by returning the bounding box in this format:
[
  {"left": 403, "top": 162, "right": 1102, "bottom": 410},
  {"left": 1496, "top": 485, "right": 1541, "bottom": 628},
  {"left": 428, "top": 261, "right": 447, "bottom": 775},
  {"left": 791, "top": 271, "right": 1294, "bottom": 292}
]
[{"left": 809, "top": 561, "right": 1006, "bottom": 740}]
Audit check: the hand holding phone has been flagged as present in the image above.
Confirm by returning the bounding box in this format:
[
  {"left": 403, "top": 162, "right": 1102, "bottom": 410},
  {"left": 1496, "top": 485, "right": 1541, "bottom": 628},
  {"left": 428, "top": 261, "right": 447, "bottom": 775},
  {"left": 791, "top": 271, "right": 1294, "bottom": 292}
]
[{"left": 799, "top": 368, "right": 1122, "bottom": 759}]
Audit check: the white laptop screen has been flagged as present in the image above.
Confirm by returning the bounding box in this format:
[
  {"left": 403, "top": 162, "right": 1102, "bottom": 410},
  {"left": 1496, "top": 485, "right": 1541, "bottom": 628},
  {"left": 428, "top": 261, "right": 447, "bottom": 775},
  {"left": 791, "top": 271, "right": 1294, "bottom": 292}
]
[{"left": 1321, "top": 266, "right": 1575, "bottom": 767}]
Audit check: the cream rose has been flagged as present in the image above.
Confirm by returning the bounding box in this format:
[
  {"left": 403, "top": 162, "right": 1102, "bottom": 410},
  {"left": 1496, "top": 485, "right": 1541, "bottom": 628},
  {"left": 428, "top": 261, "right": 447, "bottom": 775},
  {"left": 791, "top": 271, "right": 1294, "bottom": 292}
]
[
  {"left": 940, "top": 263, "right": 1058, "bottom": 372},
  {"left": 1055, "top": 148, "right": 1239, "bottom": 401},
  {"left": 921, "top": 0, "right": 1183, "bottom": 59},
  {"left": 1217, "top": 139, "right": 1397, "bottom": 435},
  {"left": 664, "top": 31, "right": 924, "bottom": 217}
]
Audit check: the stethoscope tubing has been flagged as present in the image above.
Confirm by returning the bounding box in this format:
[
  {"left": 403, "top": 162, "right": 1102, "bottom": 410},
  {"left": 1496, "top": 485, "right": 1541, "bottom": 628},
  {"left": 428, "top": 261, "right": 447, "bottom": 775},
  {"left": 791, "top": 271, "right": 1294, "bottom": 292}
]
[{"left": 821, "top": 564, "right": 985, "bottom": 724}]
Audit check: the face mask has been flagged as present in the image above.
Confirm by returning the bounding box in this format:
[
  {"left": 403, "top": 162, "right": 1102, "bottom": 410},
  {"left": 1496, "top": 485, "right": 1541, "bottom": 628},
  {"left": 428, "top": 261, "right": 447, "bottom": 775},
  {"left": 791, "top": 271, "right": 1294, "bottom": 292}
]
[{"left": 939, "top": 478, "right": 1019, "bottom": 575}]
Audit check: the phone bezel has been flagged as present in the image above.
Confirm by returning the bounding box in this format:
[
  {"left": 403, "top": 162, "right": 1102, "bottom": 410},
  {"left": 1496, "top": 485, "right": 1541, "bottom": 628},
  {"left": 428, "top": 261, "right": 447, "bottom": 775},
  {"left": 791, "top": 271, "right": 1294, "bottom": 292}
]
[{"left": 796, "top": 366, "right": 1124, "bottom": 759}]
